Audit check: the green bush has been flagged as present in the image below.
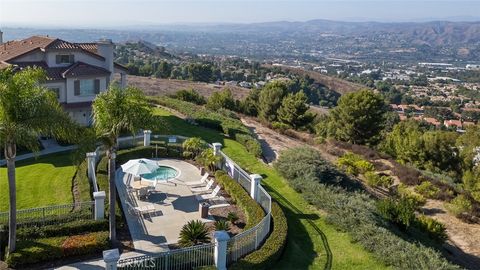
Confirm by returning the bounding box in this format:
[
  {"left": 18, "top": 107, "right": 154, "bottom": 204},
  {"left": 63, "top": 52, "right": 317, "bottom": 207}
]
[
  {"left": 275, "top": 147, "right": 460, "bottom": 270},
  {"left": 415, "top": 181, "right": 441, "bottom": 199},
  {"left": 446, "top": 195, "right": 473, "bottom": 217},
  {"left": 230, "top": 202, "right": 288, "bottom": 270},
  {"left": 271, "top": 122, "right": 291, "bottom": 133},
  {"left": 377, "top": 197, "right": 416, "bottom": 228},
  {"left": 337, "top": 152, "right": 374, "bottom": 176},
  {"left": 414, "top": 215, "right": 447, "bottom": 241},
  {"left": 397, "top": 183, "right": 427, "bottom": 209},
  {"left": 6, "top": 231, "right": 109, "bottom": 267},
  {"left": 172, "top": 89, "right": 207, "bottom": 105},
  {"left": 227, "top": 212, "right": 239, "bottom": 224},
  {"left": 17, "top": 219, "right": 108, "bottom": 240},
  {"left": 365, "top": 172, "right": 393, "bottom": 188},
  {"left": 214, "top": 220, "right": 230, "bottom": 231},
  {"left": 215, "top": 171, "right": 264, "bottom": 229}
]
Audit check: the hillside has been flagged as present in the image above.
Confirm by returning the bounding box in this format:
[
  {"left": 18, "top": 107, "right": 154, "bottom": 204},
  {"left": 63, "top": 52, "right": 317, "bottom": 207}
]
[{"left": 123, "top": 75, "right": 251, "bottom": 99}]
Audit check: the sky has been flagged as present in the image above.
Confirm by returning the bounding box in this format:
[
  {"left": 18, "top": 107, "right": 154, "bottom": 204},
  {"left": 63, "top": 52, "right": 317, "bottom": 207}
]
[{"left": 1, "top": 0, "right": 480, "bottom": 28}]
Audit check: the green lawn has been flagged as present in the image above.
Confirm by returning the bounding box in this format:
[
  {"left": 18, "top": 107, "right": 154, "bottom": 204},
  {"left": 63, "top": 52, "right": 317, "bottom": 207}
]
[
  {"left": 151, "top": 108, "right": 388, "bottom": 269},
  {"left": 0, "top": 152, "right": 77, "bottom": 212}
]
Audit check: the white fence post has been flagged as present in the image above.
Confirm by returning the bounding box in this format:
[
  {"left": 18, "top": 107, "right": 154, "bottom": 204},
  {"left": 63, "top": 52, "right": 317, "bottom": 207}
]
[
  {"left": 250, "top": 174, "right": 262, "bottom": 201},
  {"left": 103, "top": 248, "right": 120, "bottom": 270},
  {"left": 212, "top": 142, "right": 222, "bottom": 156},
  {"left": 144, "top": 130, "right": 152, "bottom": 146},
  {"left": 86, "top": 152, "right": 97, "bottom": 180},
  {"left": 214, "top": 231, "right": 230, "bottom": 270},
  {"left": 93, "top": 191, "right": 106, "bottom": 220}
]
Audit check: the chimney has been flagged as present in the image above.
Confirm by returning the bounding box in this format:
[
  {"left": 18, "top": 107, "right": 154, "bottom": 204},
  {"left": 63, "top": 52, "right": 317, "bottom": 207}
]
[
  {"left": 0, "top": 30, "right": 3, "bottom": 45},
  {"left": 96, "top": 38, "right": 114, "bottom": 83}
]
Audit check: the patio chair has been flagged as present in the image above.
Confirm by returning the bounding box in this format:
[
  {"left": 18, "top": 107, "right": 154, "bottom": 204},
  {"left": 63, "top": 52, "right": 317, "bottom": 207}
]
[
  {"left": 125, "top": 201, "right": 156, "bottom": 217},
  {"left": 190, "top": 179, "right": 215, "bottom": 194},
  {"left": 196, "top": 185, "right": 222, "bottom": 201},
  {"left": 186, "top": 173, "right": 210, "bottom": 187},
  {"left": 137, "top": 186, "right": 155, "bottom": 200}
]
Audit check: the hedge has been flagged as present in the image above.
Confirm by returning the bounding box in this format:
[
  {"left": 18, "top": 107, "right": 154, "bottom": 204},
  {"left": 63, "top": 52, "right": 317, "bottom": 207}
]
[
  {"left": 17, "top": 219, "right": 109, "bottom": 240},
  {"left": 152, "top": 97, "right": 262, "bottom": 157},
  {"left": 230, "top": 202, "right": 288, "bottom": 270},
  {"left": 214, "top": 171, "right": 264, "bottom": 229},
  {"left": 6, "top": 231, "right": 109, "bottom": 267},
  {"left": 275, "top": 147, "right": 461, "bottom": 270}
]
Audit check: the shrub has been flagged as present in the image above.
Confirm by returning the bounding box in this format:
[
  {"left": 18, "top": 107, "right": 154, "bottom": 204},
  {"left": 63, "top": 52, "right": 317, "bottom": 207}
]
[
  {"left": 271, "top": 122, "right": 291, "bottom": 133},
  {"left": 182, "top": 137, "right": 207, "bottom": 159},
  {"left": 414, "top": 215, "right": 448, "bottom": 241},
  {"left": 227, "top": 212, "right": 239, "bottom": 224},
  {"left": 397, "top": 183, "right": 426, "bottom": 209},
  {"left": 337, "top": 152, "right": 374, "bottom": 176},
  {"left": 365, "top": 172, "right": 392, "bottom": 188},
  {"left": 6, "top": 231, "right": 109, "bottom": 267},
  {"left": 275, "top": 147, "right": 459, "bottom": 269},
  {"left": 178, "top": 220, "right": 211, "bottom": 247},
  {"left": 215, "top": 171, "right": 264, "bottom": 229},
  {"left": 172, "top": 89, "right": 207, "bottom": 105},
  {"left": 17, "top": 219, "right": 108, "bottom": 240},
  {"left": 391, "top": 161, "right": 422, "bottom": 185},
  {"left": 415, "top": 181, "right": 441, "bottom": 199},
  {"left": 230, "top": 202, "right": 287, "bottom": 270},
  {"left": 214, "top": 220, "right": 230, "bottom": 231},
  {"left": 197, "top": 148, "right": 221, "bottom": 172},
  {"left": 377, "top": 197, "right": 416, "bottom": 229},
  {"left": 446, "top": 195, "right": 473, "bottom": 217}
]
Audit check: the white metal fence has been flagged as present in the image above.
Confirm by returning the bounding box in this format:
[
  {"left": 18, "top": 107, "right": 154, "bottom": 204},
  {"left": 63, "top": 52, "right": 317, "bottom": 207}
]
[
  {"left": 0, "top": 201, "right": 95, "bottom": 227},
  {"left": 118, "top": 243, "right": 215, "bottom": 270},
  {"left": 113, "top": 134, "right": 272, "bottom": 269}
]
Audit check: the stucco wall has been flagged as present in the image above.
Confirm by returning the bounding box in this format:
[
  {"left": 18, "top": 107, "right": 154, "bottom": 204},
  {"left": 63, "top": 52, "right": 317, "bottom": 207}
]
[
  {"left": 65, "top": 76, "right": 108, "bottom": 103},
  {"left": 43, "top": 81, "right": 67, "bottom": 103},
  {"left": 46, "top": 51, "right": 105, "bottom": 68}
]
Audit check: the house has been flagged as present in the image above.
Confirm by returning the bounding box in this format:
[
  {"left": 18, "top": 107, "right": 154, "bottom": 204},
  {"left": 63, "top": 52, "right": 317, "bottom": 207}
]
[
  {"left": 0, "top": 34, "right": 128, "bottom": 126},
  {"left": 444, "top": 119, "right": 462, "bottom": 129}
]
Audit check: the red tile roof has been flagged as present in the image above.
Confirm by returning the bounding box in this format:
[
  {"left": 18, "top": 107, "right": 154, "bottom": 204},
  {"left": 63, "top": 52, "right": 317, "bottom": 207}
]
[
  {"left": 61, "top": 101, "right": 93, "bottom": 109},
  {"left": 444, "top": 119, "right": 462, "bottom": 127},
  {"left": 62, "top": 62, "right": 110, "bottom": 78},
  {"left": 0, "top": 36, "right": 105, "bottom": 62}
]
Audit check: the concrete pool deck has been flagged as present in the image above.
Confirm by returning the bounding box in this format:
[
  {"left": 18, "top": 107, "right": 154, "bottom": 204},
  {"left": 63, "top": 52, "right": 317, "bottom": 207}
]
[{"left": 115, "top": 158, "right": 216, "bottom": 254}]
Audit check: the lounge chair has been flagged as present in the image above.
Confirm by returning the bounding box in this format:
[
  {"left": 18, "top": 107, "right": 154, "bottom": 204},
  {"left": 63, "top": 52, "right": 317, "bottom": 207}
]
[
  {"left": 125, "top": 201, "right": 156, "bottom": 217},
  {"left": 186, "top": 173, "right": 210, "bottom": 187},
  {"left": 190, "top": 179, "right": 214, "bottom": 194},
  {"left": 196, "top": 185, "right": 222, "bottom": 201},
  {"left": 137, "top": 186, "right": 155, "bottom": 200}
]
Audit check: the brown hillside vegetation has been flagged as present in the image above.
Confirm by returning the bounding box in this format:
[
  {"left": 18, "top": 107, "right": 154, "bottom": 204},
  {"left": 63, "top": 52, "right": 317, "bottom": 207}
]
[
  {"left": 264, "top": 64, "right": 367, "bottom": 95},
  {"left": 123, "top": 75, "right": 251, "bottom": 100}
]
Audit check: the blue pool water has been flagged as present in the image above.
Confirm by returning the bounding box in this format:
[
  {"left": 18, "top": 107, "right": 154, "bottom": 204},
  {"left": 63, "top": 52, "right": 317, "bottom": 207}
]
[{"left": 141, "top": 166, "right": 178, "bottom": 181}]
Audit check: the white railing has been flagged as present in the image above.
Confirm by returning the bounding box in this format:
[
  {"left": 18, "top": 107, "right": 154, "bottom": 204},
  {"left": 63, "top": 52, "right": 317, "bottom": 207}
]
[
  {"left": 111, "top": 135, "right": 272, "bottom": 269},
  {"left": 0, "top": 201, "right": 95, "bottom": 227},
  {"left": 118, "top": 243, "right": 215, "bottom": 270}
]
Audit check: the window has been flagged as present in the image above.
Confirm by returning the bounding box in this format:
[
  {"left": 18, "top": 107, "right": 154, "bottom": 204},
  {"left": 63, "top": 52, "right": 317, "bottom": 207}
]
[
  {"left": 56, "top": 54, "right": 74, "bottom": 64},
  {"left": 74, "top": 79, "right": 100, "bottom": 96},
  {"left": 48, "top": 87, "right": 60, "bottom": 98}
]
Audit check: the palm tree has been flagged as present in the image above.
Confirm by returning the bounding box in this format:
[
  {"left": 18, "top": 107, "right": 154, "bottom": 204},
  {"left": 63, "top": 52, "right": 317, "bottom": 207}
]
[
  {"left": 197, "top": 148, "right": 221, "bottom": 172},
  {"left": 182, "top": 137, "right": 205, "bottom": 159},
  {"left": 179, "top": 220, "right": 211, "bottom": 247},
  {"left": 0, "top": 67, "right": 77, "bottom": 252},
  {"left": 92, "top": 84, "right": 151, "bottom": 242}
]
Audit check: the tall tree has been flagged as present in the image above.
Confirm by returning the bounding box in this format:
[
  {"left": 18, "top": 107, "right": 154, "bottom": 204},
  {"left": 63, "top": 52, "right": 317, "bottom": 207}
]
[
  {"left": 0, "top": 67, "right": 77, "bottom": 252},
  {"left": 277, "top": 91, "right": 314, "bottom": 129},
  {"left": 326, "top": 89, "right": 387, "bottom": 145},
  {"left": 258, "top": 81, "right": 288, "bottom": 122},
  {"left": 92, "top": 84, "right": 152, "bottom": 242}
]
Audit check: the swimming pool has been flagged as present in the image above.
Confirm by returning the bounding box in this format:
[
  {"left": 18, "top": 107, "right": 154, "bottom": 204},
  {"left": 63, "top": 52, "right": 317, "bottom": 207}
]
[{"left": 141, "top": 166, "right": 179, "bottom": 181}]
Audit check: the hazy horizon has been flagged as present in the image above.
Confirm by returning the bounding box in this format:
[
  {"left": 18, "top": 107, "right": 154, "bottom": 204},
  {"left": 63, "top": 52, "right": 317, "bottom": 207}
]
[{"left": 1, "top": 0, "right": 480, "bottom": 29}]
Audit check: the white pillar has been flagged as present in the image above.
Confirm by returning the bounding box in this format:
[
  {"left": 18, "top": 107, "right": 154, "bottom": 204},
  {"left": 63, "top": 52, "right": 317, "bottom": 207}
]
[
  {"left": 214, "top": 231, "right": 230, "bottom": 270},
  {"left": 250, "top": 174, "right": 262, "bottom": 201},
  {"left": 143, "top": 130, "right": 152, "bottom": 146},
  {"left": 103, "top": 248, "right": 120, "bottom": 270},
  {"left": 212, "top": 143, "right": 222, "bottom": 156},
  {"left": 93, "top": 191, "right": 106, "bottom": 220},
  {"left": 86, "top": 152, "right": 97, "bottom": 181},
  {"left": 120, "top": 73, "right": 127, "bottom": 88}
]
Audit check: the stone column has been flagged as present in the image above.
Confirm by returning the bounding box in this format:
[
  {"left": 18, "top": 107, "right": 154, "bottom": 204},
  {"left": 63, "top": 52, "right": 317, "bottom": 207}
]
[
  {"left": 93, "top": 191, "right": 106, "bottom": 220},
  {"left": 103, "top": 248, "right": 120, "bottom": 270},
  {"left": 250, "top": 174, "right": 262, "bottom": 201},
  {"left": 144, "top": 130, "right": 152, "bottom": 146},
  {"left": 214, "top": 231, "right": 230, "bottom": 270},
  {"left": 120, "top": 73, "right": 127, "bottom": 89},
  {"left": 86, "top": 152, "right": 97, "bottom": 181}
]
